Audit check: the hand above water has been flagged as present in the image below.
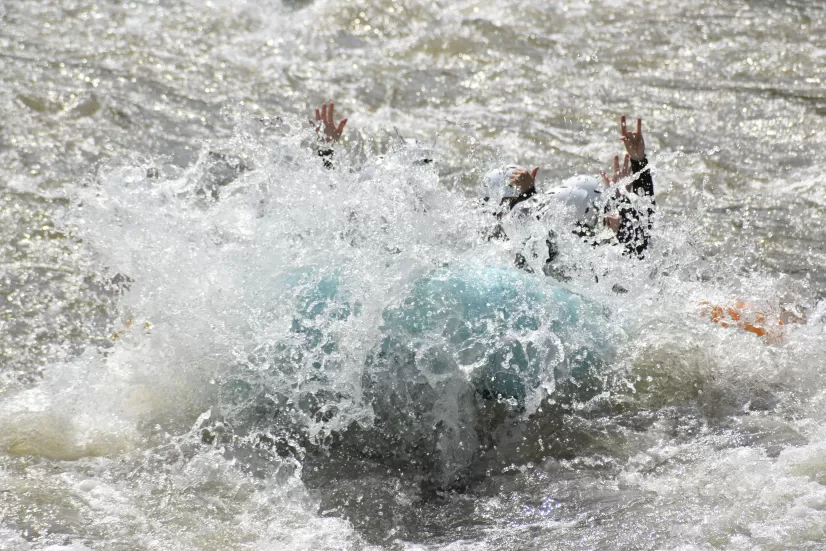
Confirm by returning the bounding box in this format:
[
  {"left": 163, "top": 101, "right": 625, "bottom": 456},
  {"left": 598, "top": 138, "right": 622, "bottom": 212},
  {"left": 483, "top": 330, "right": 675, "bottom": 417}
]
[
  {"left": 309, "top": 101, "right": 348, "bottom": 143},
  {"left": 510, "top": 166, "right": 539, "bottom": 194},
  {"left": 603, "top": 213, "right": 621, "bottom": 234},
  {"left": 601, "top": 153, "right": 631, "bottom": 190},
  {"left": 600, "top": 153, "right": 627, "bottom": 234},
  {"left": 619, "top": 115, "right": 645, "bottom": 161}
]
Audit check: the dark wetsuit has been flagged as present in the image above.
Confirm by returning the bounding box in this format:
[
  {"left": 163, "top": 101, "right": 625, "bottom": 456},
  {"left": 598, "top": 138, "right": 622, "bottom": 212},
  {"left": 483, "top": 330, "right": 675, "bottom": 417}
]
[
  {"left": 322, "top": 145, "right": 654, "bottom": 261},
  {"left": 612, "top": 157, "right": 654, "bottom": 258},
  {"left": 483, "top": 189, "right": 537, "bottom": 246},
  {"left": 491, "top": 189, "right": 542, "bottom": 271},
  {"left": 491, "top": 158, "right": 655, "bottom": 273},
  {"left": 501, "top": 188, "right": 537, "bottom": 211},
  {"left": 318, "top": 147, "right": 335, "bottom": 169}
]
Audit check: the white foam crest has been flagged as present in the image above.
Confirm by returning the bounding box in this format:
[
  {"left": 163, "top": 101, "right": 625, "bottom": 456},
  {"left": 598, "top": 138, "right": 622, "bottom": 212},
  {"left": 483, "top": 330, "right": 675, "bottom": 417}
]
[
  {"left": 8, "top": 112, "right": 817, "bottom": 471},
  {"left": 0, "top": 424, "right": 374, "bottom": 551},
  {"left": 40, "top": 118, "right": 499, "bottom": 449},
  {"left": 492, "top": 162, "right": 826, "bottom": 417},
  {"left": 617, "top": 428, "right": 826, "bottom": 548}
]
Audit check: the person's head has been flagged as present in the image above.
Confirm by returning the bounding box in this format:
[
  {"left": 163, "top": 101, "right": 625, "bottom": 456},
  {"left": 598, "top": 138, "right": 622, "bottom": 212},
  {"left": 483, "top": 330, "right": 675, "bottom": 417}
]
[
  {"left": 543, "top": 175, "right": 603, "bottom": 228},
  {"left": 482, "top": 165, "right": 532, "bottom": 203},
  {"left": 509, "top": 166, "right": 538, "bottom": 195}
]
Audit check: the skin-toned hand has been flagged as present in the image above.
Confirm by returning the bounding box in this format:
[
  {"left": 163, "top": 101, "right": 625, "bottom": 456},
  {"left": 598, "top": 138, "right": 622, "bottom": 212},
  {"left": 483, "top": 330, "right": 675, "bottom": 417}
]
[
  {"left": 603, "top": 213, "right": 621, "bottom": 233},
  {"left": 510, "top": 167, "right": 539, "bottom": 194},
  {"left": 619, "top": 115, "right": 645, "bottom": 161},
  {"left": 309, "top": 101, "right": 348, "bottom": 143},
  {"left": 601, "top": 153, "right": 631, "bottom": 189}
]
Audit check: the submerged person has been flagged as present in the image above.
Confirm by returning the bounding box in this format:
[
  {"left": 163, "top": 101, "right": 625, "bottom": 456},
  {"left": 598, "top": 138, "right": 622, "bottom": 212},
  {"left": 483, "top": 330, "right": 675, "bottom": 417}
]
[
  {"left": 293, "top": 103, "right": 657, "bottom": 490},
  {"left": 482, "top": 116, "right": 655, "bottom": 278},
  {"left": 308, "top": 100, "right": 435, "bottom": 169},
  {"left": 306, "top": 101, "right": 655, "bottom": 264},
  {"left": 308, "top": 102, "right": 348, "bottom": 168},
  {"left": 605, "top": 116, "right": 655, "bottom": 258}
]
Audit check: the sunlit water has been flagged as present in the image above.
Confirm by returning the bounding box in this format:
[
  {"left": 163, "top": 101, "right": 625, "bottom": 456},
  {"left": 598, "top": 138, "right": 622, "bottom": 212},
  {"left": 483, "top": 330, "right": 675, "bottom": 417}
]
[{"left": 2, "top": 0, "right": 826, "bottom": 549}]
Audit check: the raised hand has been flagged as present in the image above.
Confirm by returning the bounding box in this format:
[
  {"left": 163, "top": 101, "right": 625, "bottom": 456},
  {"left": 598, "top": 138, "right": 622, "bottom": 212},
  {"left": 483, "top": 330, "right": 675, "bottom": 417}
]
[
  {"left": 309, "top": 101, "right": 348, "bottom": 143},
  {"left": 600, "top": 155, "right": 629, "bottom": 233},
  {"left": 601, "top": 153, "right": 631, "bottom": 187},
  {"left": 619, "top": 115, "right": 645, "bottom": 161},
  {"left": 510, "top": 166, "right": 539, "bottom": 194},
  {"left": 603, "top": 213, "right": 621, "bottom": 233}
]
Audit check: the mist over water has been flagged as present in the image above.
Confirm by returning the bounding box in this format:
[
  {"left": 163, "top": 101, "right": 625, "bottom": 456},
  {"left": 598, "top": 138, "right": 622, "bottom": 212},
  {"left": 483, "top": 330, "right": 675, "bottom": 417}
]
[{"left": 2, "top": 0, "right": 826, "bottom": 549}]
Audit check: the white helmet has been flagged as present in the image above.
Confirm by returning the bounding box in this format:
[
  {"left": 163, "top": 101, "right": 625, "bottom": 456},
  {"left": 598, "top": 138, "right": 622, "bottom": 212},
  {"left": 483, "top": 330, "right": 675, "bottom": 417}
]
[
  {"left": 481, "top": 165, "right": 524, "bottom": 201},
  {"left": 543, "top": 175, "right": 603, "bottom": 228}
]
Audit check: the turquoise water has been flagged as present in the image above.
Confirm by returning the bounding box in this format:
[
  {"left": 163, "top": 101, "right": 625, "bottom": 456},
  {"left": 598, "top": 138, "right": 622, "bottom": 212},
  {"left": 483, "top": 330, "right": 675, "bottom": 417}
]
[
  {"left": 2, "top": 1, "right": 826, "bottom": 550},
  {"left": 376, "top": 266, "right": 611, "bottom": 401}
]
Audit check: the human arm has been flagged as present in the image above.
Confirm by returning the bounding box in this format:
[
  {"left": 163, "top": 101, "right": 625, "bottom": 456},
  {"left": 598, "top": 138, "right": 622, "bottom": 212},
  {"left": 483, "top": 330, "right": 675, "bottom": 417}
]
[
  {"left": 499, "top": 166, "right": 539, "bottom": 211},
  {"left": 601, "top": 116, "right": 655, "bottom": 257},
  {"left": 620, "top": 115, "right": 653, "bottom": 198},
  {"left": 309, "top": 101, "right": 348, "bottom": 169},
  {"left": 309, "top": 101, "right": 348, "bottom": 143},
  {"left": 509, "top": 166, "right": 539, "bottom": 195},
  {"left": 599, "top": 156, "right": 633, "bottom": 238}
]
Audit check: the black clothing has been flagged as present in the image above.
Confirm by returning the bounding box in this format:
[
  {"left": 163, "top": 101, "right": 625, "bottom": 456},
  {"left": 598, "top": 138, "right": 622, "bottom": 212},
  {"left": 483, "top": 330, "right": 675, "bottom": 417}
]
[
  {"left": 481, "top": 188, "right": 537, "bottom": 242},
  {"left": 495, "top": 157, "right": 655, "bottom": 274},
  {"left": 319, "top": 142, "right": 654, "bottom": 261},
  {"left": 629, "top": 157, "right": 654, "bottom": 197},
  {"left": 613, "top": 157, "right": 654, "bottom": 258},
  {"left": 500, "top": 188, "right": 537, "bottom": 211},
  {"left": 318, "top": 147, "right": 335, "bottom": 169}
]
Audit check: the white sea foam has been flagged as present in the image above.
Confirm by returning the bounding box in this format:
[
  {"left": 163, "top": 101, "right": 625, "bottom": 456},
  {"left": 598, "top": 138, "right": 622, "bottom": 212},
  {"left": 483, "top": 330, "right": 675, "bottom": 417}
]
[{"left": 2, "top": 0, "right": 826, "bottom": 548}]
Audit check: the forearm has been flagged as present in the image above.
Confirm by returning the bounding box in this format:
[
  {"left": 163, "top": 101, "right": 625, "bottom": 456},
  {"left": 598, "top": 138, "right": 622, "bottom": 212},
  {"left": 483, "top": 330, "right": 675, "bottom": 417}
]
[
  {"left": 310, "top": 101, "right": 348, "bottom": 169},
  {"left": 317, "top": 146, "right": 334, "bottom": 169},
  {"left": 629, "top": 157, "right": 654, "bottom": 199},
  {"left": 617, "top": 202, "right": 650, "bottom": 258}
]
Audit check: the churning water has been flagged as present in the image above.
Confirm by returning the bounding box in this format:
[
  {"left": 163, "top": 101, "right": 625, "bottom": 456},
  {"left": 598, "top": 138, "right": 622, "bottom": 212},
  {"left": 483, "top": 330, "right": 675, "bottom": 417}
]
[{"left": 2, "top": 0, "right": 826, "bottom": 549}]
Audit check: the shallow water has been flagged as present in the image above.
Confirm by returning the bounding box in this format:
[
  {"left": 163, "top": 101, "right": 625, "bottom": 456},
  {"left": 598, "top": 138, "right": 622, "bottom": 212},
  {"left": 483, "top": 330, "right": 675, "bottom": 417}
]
[{"left": 2, "top": 0, "right": 826, "bottom": 549}]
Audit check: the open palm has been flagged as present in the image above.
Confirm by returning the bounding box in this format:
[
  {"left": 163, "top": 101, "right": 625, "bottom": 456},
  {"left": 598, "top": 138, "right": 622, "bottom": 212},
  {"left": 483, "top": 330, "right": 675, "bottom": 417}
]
[{"left": 309, "top": 102, "right": 348, "bottom": 142}]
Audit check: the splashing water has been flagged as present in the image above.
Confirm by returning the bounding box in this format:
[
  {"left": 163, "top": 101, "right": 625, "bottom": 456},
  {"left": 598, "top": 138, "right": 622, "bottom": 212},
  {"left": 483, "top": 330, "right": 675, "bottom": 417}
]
[{"left": 2, "top": 0, "right": 826, "bottom": 550}]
